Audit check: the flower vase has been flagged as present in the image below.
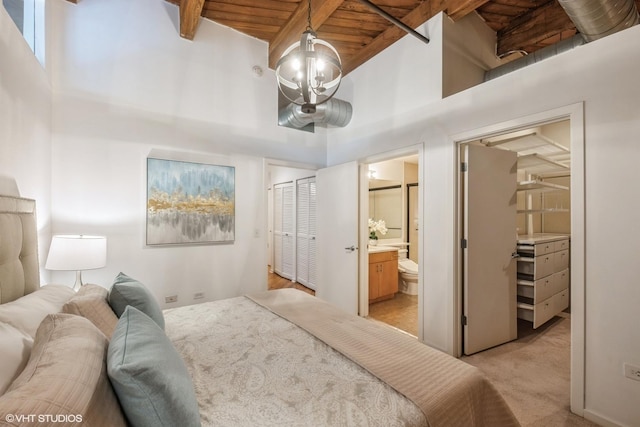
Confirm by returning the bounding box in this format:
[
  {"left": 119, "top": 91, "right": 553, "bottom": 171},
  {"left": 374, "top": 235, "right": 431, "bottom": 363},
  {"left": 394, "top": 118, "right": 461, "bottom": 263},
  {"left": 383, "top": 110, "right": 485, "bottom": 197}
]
[{"left": 369, "top": 239, "right": 378, "bottom": 246}]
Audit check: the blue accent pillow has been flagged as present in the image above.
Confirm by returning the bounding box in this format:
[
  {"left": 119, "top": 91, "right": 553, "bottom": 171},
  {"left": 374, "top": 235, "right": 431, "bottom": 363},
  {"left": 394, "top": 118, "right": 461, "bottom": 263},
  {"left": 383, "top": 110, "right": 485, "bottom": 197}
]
[
  {"left": 107, "top": 306, "right": 201, "bottom": 427},
  {"left": 108, "top": 272, "right": 165, "bottom": 330}
]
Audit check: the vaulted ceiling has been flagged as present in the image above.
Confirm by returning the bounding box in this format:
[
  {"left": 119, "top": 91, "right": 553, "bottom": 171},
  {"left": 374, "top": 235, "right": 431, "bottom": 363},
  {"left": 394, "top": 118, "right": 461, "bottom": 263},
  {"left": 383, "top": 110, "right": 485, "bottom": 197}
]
[{"left": 162, "top": 0, "right": 640, "bottom": 76}]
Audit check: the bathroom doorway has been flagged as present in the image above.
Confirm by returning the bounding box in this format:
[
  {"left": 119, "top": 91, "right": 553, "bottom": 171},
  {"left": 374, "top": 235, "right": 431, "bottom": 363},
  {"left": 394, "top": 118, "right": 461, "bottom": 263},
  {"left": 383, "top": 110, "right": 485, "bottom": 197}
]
[{"left": 365, "top": 153, "right": 420, "bottom": 337}]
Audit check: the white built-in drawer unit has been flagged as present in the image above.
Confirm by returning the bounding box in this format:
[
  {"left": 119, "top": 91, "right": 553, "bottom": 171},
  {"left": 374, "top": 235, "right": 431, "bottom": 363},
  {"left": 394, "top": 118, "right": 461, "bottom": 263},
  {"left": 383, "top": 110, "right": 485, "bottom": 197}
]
[{"left": 516, "top": 234, "right": 570, "bottom": 328}]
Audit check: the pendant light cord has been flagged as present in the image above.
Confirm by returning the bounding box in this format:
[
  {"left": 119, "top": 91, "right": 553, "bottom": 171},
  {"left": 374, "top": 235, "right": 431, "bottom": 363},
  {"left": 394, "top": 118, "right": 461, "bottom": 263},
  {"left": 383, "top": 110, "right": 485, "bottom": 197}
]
[{"left": 306, "top": 0, "right": 313, "bottom": 31}]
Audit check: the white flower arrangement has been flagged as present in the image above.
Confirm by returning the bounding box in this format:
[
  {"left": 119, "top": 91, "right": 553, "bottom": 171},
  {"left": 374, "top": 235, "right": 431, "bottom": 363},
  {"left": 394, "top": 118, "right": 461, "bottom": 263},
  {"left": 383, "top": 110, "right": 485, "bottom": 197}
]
[{"left": 368, "top": 218, "right": 388, "bottom": 240}]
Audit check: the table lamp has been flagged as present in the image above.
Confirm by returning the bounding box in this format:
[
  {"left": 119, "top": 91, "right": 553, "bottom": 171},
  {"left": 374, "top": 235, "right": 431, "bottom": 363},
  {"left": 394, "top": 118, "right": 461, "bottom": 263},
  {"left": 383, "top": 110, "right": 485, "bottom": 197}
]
[{"left": 45, "top": 235, "right": 107, "bottom": 291}]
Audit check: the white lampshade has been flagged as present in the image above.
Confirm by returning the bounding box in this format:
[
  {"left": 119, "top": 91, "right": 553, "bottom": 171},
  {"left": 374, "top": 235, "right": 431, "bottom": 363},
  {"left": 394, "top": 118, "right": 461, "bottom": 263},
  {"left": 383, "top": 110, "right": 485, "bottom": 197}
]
[{"left": 46, "top": 235, "right": 107, "bottom": 290}]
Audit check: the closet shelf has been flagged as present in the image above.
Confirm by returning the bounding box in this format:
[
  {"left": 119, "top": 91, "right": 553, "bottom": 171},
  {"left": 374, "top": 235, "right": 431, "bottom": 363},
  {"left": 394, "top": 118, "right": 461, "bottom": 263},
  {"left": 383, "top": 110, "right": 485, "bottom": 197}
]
[
  {"left": 517, "top": 153, "right": 570, "bottom": 175},
  {"left": 517, "top": 180, "right": 569, "bottom": 192}
]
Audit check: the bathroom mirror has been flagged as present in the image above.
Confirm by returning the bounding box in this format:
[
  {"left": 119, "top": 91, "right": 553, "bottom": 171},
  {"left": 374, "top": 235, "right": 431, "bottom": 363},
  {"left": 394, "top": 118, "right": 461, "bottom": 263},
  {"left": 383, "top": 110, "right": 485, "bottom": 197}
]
[{"left": 368, "top": 180, "right": 402, "bottom": 239}]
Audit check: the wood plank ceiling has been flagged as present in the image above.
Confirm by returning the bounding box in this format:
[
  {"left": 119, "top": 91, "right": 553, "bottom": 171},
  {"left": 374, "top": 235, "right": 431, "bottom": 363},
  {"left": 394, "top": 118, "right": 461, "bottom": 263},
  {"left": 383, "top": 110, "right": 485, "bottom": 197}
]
[{"left": 164, "top": 0, "right": 640, "bottom": 76}]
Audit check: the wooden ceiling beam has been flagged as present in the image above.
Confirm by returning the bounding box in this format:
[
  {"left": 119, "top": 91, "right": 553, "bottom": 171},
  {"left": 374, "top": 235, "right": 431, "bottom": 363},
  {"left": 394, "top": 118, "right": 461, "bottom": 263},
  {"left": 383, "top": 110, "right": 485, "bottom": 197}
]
[
  {"left": 497, "top": 0, "right": 574, "bottom": 56},
  {"left": 341, "top": 1, "right": 445, "bottom": 76},
  {"left": 268, "top": 0, "right": 344, "bottom": 70},
  {"left": 446, "top": 0, "right": 491, "bottom": 21},
  {"left": 179, "top": 0, "right": 206, "bottom": 40}
]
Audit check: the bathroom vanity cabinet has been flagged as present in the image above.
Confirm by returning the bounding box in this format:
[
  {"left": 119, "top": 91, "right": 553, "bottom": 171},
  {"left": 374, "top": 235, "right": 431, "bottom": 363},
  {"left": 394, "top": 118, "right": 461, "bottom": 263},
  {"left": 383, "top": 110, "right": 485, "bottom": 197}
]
[{"left": 368, "top": 250, "right": 398, "bottom": 303}]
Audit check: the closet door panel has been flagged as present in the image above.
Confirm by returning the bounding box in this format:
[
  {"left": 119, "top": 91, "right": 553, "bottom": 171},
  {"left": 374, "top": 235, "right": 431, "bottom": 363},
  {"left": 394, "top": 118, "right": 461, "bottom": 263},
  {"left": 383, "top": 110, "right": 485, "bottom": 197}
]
[
  {"left": 282, "top": 184, "right": 294, "bottom": 279},
  {"left": 273, "top": 185, "right": 283, "bottom": 274},
  {"left": 274, "top": 182, "right": 294, "bottom": 280},
  {"left": 307, "top": 179, "right": 317, "bottom": 289},
  {"left": 296, "top": 177, "right": 317, "bottom": 289},
  {"left": 308, "top": 237, "right": 317, "bottom": 289},
  {"left": 297, "top": 179, "right": 310, "bottom": 285}
]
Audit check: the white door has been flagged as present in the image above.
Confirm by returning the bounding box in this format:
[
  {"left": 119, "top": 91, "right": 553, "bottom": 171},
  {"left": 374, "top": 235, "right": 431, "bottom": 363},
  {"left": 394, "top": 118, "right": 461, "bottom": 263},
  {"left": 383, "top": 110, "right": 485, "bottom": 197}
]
[
  {"left": 463, "top": 144, "right": 518, "bottom": 355},
  {"left": 408, "top": 184, "right": 419, "bottom": 263},
  {"left": 296, "top": 177, "right": 317, "bottom": 290},
  {"left": 316, "top": 161, "right": 359, "bottom": 314},
  {"left": 273, "top": 182, "right": 294, "bottom": 280}
]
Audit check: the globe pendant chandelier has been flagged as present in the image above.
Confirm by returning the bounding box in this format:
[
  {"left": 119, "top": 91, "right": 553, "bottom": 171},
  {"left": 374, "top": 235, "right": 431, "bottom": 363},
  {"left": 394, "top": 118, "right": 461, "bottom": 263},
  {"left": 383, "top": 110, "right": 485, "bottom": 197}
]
[{"left": 275, "top": 0, "right": 342, "bottom": 114}]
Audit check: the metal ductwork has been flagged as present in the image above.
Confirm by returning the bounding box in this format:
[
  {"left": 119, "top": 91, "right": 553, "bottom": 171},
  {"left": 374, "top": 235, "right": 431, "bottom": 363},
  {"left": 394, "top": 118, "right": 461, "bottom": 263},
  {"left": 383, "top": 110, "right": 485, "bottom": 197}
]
[
  {"left": 278, "top": 98, "right": 353, "bottom": 129},
  {"left": 484, "top": 34, "right": 586, "bottom": 81},
  {"left": 485, "top": 0, "right": 639, "bottom": 81},
  {"left": 558, "top": 0, "right": 639, "bottom": 41}
]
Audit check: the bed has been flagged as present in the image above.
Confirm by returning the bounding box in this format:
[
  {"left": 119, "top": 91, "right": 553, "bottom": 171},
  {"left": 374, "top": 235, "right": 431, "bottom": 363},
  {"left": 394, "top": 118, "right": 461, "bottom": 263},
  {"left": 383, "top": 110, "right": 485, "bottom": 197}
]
[{"left": 0, "top": 194, "right": 520, "bottom": 427}]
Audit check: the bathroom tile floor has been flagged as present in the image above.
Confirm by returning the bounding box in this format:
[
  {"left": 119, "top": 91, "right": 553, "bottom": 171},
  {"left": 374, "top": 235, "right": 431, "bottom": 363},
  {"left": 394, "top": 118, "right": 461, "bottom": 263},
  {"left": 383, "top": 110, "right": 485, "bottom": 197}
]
[
  {"left": 368, "top": 293, "right": 418, "bottom": 337},
  {"left": 268, "top": 269, "right": 417, "bottom": 336}
]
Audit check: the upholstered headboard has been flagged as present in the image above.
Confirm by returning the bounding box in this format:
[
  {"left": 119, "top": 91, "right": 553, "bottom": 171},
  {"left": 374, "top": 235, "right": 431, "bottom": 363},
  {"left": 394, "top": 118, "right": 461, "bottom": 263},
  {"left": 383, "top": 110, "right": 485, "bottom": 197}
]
[{"left": 0, "top": 195, "right": 40, "bottom": 304}]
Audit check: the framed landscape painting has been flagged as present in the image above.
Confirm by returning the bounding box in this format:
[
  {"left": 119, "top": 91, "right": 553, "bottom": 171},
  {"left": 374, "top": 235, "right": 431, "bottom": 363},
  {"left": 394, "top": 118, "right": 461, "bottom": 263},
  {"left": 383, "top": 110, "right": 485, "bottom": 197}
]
[{"left": 146, "top": 158, "right": 235, "bottom": 245}]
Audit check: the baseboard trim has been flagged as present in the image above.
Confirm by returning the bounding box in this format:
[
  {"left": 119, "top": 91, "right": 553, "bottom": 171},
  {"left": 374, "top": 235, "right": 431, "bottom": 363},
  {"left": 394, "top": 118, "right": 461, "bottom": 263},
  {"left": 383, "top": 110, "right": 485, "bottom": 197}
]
[{"left": 583, "top": 409, "right": 623, "bottom": 427}]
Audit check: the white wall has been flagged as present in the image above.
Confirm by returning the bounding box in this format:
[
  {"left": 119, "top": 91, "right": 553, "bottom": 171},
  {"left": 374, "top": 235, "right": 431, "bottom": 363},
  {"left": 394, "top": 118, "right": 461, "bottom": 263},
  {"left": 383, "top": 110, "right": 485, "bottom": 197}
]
[
  {"left": 442, "top": 12, "right": 503, "bottom": 97},
  {"left": 48, "top": 0, "right": 328, "bottom": 306},
  {"left": 269, "top": 165, "right": 316, "bottom": 187},
  {"left": 0, "top": 7, "right": 52, "bottom": 280},
  {"left": 49, "top": 0, "right": 326, "bottom": 163},
  {"left": 328, "top": 22, "right": 640, "bottom": 427},
  {"left": 50, "top": 132, "right": 268, "bottom": 304},
  {"left": 339, "top": 14, "right": 443, "bottom": 132}
]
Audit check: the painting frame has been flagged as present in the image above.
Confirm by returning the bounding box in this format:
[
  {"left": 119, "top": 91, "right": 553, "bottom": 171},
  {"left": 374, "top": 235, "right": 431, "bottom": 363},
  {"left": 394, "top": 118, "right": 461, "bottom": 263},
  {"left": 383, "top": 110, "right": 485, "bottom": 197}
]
[{"left": 146, "top": 157, "right": 235, "bottom": 246}]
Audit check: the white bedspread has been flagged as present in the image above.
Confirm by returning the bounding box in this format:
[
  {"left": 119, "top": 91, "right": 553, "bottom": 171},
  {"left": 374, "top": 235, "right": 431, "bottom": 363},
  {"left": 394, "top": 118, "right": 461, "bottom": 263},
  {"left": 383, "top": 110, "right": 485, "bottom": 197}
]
[{"left": 164, "top": 296, "right": 427, "bottom": 427}]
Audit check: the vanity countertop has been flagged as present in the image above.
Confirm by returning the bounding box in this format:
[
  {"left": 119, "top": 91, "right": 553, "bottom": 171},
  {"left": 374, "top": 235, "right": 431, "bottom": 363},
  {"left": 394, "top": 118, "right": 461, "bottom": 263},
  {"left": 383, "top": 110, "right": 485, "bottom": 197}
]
[{"left": 368, "top": 245, "right": 398, "bottom": 254}]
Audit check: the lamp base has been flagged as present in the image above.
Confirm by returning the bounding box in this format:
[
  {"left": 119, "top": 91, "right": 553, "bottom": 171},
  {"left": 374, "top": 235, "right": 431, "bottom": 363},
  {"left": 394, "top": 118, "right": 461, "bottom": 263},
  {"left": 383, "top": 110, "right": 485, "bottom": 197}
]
[{"left": 72, "top": 270, "right": 85, "bottom": 292}]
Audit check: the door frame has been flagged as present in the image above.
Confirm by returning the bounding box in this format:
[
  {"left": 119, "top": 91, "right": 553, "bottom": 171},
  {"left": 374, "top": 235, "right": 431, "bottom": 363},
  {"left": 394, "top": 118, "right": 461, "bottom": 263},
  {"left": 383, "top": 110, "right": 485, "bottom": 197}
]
[
  {"left": 452, "top": 103, "right": 585, "bottom": 415},
  {"left": 263, "top": 158, "right": 322, "bottom": 284},
  {"left": 358, "top": 144, "right": 424, "bottom": 339}
]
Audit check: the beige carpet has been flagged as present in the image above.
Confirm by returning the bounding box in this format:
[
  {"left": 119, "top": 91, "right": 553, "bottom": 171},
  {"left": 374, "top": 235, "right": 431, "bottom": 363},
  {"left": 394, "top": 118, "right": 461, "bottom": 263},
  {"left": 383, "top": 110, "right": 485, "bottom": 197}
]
[{"left": 462, "top": 314, "right": 599, "bottom": 427}]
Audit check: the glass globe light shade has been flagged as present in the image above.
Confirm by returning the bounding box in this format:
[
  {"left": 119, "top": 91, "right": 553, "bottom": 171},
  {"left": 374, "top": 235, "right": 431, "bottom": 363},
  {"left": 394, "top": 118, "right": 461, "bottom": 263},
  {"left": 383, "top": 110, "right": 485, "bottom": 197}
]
[{"left": 276, "top": 30, "right": 342, "bottom": 114}]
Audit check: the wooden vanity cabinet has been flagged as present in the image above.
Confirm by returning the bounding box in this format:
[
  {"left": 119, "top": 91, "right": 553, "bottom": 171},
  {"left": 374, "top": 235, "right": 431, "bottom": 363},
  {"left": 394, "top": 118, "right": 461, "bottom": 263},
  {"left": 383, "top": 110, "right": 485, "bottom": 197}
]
[{"left": 369, "top": 250, "right": 398, "bottom": 303}]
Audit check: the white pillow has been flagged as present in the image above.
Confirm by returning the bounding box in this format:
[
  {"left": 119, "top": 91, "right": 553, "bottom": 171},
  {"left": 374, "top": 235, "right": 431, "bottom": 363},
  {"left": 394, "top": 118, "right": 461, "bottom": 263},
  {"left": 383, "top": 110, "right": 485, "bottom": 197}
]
[
  {"left": 0, "top": 322, "right": 32, "bottom": 394},
  {"left": 0, "top": 285, "right": 75, "bottom": 338}
]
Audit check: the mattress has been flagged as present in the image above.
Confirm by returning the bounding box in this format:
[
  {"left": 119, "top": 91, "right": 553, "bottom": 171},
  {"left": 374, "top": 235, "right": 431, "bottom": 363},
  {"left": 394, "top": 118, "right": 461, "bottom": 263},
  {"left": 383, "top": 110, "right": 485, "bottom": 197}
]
[{"left": 164, "top": 289, "right": 519, "bottom": 427}]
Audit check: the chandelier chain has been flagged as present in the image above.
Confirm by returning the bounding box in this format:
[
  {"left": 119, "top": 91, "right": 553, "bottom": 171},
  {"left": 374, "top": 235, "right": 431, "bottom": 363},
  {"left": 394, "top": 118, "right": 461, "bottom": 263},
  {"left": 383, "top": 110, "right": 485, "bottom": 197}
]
[{"left": 306, "top": 0, "right": 313, "bottom": 31}]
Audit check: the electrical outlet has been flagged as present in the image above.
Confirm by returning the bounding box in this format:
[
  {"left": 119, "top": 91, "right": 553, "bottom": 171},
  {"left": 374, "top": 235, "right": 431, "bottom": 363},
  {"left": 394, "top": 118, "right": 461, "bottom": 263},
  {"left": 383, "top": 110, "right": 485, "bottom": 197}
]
[
  {"left": 194, "top": 292, "right": 205, "bottom": 300},
  {"left": 624, "top": 363, "right": 640, "bottom": 381},
  {"left": 165, "top": 295, "right": 178, "bottom": 303}
]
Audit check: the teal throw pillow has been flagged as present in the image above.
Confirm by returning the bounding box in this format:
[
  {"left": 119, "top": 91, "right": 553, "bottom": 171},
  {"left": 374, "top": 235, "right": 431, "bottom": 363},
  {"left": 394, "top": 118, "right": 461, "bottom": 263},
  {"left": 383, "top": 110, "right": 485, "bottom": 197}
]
[
  {"left": 108, "top": 272, "right": 164, "bottom": 329},
  {"left": 107, "top": 306, "right": 201, "bottom": 427}
]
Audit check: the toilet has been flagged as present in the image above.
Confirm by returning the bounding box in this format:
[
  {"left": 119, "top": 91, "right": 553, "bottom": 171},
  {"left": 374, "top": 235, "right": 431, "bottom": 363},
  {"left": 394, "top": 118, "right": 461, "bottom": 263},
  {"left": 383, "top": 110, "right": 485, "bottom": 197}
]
[{"left": 397, "top": 258, "right": 419, "bottom": 295}]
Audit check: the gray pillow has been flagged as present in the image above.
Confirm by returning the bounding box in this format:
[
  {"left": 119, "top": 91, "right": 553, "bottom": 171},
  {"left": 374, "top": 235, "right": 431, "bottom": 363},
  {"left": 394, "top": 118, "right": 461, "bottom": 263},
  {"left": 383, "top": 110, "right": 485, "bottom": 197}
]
[
  {"left": 107, "top": 306, "right": 201, "bottom": 427},
  {"left": 108, "top": 272, "right": 164, "bottom": 329}
]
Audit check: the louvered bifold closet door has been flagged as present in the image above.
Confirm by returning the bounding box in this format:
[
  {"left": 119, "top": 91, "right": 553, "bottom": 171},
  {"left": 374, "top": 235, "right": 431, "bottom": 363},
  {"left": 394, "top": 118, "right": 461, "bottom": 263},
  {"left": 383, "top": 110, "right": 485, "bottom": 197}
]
[
  {"left": 274, "top": 185, "right": 283, "bottom": 275},
  {"left": 296, "top": 177, "right": 317, "bottom": 289},
  {"left": 281, "top": 183, "right": 294, "bottom": 279},
  {"left": 297, "top": 179, "right": 310, "bottom": 286},
  {"left": 307, "top": 179, "right": 317, "bottom": 289},
  {"left": 274, "top": 182, "right": 294, "bottom": 280}
]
